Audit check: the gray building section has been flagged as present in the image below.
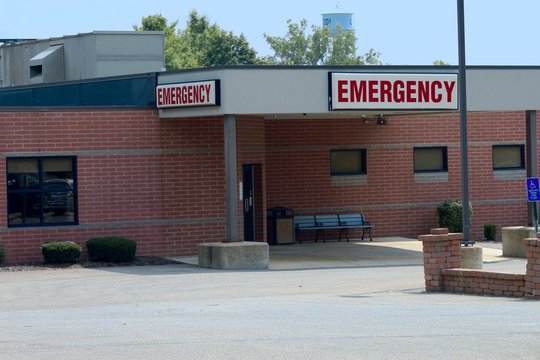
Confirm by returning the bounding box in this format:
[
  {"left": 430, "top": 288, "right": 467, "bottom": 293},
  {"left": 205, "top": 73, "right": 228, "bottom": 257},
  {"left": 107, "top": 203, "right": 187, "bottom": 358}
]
[
  {"left": 158, "top": 66, "right": 540, "bottom": 118},
  {"left": 466, "top": 67, "right": 540, "bottom": 111},
  {"left": 0, "top": 31, "right": 165, "bottom": 87}
]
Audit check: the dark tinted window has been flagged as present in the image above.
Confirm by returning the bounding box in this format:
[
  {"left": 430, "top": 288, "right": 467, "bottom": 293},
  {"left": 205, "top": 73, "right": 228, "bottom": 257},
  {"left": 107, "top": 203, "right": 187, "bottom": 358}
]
[
  {"left": 493, "top": 145, "right": 524, "bottom": 170},
  {"left": 330, "top": 149, "right": 367, "bottom": 176},
  {"left": 7, "top": 157, "right": 77, "bottom": 227},
  {"left": 414, "top": 147, "right": 448, "bottom": 173}
]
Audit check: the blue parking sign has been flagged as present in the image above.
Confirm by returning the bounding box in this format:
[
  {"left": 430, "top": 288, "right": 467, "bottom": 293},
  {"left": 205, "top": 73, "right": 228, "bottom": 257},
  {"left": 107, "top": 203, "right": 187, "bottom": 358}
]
[{"left": 527, "top": 177, "right": 540, "bottom": 202}]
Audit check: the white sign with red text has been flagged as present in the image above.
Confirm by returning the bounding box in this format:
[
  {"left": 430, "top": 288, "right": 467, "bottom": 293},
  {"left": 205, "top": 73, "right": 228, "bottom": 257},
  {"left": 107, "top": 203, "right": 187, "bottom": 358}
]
[
  {"left": 156, "top": 80, "right": 221, "bottom": 109},
  {"left": 330, "top": 73, "right": 458, "bottom": 110}
]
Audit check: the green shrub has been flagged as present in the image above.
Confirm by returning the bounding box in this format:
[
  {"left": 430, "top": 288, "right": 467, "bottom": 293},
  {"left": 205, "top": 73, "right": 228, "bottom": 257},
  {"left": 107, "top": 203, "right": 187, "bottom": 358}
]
[
  {"left": 86, "top": 237, "right": 137, "bottom": 262},
  {"left": 437, "top": 200, "right": 473, "bottom": 233},
  {"left": 484, "top": 224, "right": 496, "bottom": 240},
  {"left": 0, "top": 244, "right": 5, "bottom": 264},
  {"left": 41, "top": 241, "right": 82, "bottom": 264}
]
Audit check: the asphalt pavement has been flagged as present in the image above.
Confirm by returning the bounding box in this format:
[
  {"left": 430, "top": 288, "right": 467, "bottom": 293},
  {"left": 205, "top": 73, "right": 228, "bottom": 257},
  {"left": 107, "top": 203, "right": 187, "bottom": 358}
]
[{"left": 1, "top": 238, "right": 538, "bottom": 360}]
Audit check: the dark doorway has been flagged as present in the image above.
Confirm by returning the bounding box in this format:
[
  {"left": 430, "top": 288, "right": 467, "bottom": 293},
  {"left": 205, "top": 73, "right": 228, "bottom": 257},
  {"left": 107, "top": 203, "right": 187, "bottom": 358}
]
[{"left": 243, "top": 164, "right": 256, "bottom": 241}]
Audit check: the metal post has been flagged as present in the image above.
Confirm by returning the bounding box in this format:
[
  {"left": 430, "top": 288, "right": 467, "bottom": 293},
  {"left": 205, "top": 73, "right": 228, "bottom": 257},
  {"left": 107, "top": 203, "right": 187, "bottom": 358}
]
[
  {"left": 457, "top": 0, "right": 473, "bottom": 245},
  {"left": 534, "top": 203, "right": 538, "bottom": 233},
  {"left": 526, "top": 110, "right": 537, "bottom": 227},
  {"left": 224, "top": 114, "right": 239, "bottom": 242}
]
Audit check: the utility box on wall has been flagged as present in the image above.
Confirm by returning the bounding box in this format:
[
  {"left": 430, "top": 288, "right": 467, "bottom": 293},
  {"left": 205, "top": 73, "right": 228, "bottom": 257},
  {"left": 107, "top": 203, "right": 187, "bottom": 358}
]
[{"left": 29, "top": 44, "right": 64, "bottom": 84}]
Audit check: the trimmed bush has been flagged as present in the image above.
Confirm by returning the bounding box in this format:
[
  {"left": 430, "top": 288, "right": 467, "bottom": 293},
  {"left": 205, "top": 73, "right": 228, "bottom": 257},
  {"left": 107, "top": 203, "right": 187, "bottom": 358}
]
[
  {"left": 484, "top": 224, "right": 496, "bottom": 241},
  {"left": 86, "top": 237, "right": 137, "bottom": 262},
  {"left": 437, "top": 200, "right": 473, "bottom": 233},
  {"left": 0, "top": 244, "right": 5, "bottom": 264},
  {"left": 41, "top": 241, "right": 82, "bottom": 264}
]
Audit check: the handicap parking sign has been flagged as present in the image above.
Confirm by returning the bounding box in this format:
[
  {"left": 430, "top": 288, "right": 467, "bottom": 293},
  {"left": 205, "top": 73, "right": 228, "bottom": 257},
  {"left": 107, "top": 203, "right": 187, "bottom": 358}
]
[{"left": 527, "top": 177, "right": 540, "bottom": 202}]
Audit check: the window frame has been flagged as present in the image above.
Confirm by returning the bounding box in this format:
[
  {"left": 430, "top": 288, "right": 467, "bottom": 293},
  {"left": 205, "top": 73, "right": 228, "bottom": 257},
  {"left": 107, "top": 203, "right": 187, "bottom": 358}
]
[
  {"left": 6, "top": 156, "right": 78, "bottom": 228},
  {"left": 330, "top": 149, "right": 367, "bottom": 176},
  {"left": 492, "top": 144, "right": 525, "bottom": 171},
  {"left": 413, "top": 146, "right": 448, "bottom": 173}
]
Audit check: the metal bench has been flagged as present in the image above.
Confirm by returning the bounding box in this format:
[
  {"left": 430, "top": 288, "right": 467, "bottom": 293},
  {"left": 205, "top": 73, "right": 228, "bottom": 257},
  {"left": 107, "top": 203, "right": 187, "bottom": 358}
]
[
  {"left": 337, "top": 214, "right": 373, "bottom": 242},
  {"left": 293, "top": 215, "right": 324, "bottom": 243},
  {"left": 294, "top": 213, "right": 373, "bottom": 243}
]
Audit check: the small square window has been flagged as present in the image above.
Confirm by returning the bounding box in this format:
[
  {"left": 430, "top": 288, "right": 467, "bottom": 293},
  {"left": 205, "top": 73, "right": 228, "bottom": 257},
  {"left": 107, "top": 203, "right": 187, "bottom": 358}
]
[
  {"left": 493, "top": 145, "right": 524, "bottom": 170},
  {"left": 414, "top": 147, "right": 448, "bottom": 173},
  {"left": 330, "top": 149, "right": 366, "bottom": 176}
]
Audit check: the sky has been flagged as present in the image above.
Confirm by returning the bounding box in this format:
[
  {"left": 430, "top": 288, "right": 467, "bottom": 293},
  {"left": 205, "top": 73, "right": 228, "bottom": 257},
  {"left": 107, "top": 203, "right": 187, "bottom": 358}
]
[{"left": 1, "top": 0, "right": 539, "bottom": 66}]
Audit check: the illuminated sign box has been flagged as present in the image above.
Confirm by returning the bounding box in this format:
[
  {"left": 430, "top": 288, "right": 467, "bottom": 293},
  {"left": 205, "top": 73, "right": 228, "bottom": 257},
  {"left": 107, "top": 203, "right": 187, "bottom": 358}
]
[
  {"left": 156, "top": 80, "right": 221, "bottom": 109},
  {"left": 329, "top": 72, "right": 458, "bottom": 111}
]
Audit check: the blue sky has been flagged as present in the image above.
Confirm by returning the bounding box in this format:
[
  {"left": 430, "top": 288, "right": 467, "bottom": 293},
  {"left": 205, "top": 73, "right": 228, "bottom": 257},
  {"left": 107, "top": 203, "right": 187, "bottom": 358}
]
[{"left": 1, "top": 0, "right": 538, "bottom": 65}]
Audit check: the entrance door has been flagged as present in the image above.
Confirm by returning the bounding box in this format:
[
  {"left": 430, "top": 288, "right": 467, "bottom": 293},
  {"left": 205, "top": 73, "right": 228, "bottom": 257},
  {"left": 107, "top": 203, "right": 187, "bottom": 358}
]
[{"left": 242, "top": 164, "right": 255, "bottom": 241}]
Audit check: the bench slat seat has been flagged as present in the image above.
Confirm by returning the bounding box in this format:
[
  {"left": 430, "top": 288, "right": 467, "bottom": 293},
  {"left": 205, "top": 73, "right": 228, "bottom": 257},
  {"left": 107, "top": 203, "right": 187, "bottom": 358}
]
[
  {"left": 315, "top": 215, "right": 340, "bottom": 242},
  {"left": 338, "top": 214, "right": 373, "bottom": 241},
  {"left": 294, "top": 213, "right": 373, "bottom": 243},
  {"left": 293, "top": 215, "right": 324, "bottom": 242}
]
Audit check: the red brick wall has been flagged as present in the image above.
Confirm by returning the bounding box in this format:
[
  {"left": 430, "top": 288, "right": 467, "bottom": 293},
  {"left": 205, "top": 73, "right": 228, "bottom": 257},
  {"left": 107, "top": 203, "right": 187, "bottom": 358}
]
[
  {"left": 419, "top": 229, "right": 540, "bottom": 299},
  {"left": 265, "top": 111, "right": 532, "bottom": 241},
  {"left": 0, "top": 111, "right": 226, "bottom": 263},
  {"left": 0, "top": 107, "right": 536, "bottom": 263},
  {"left": 443, "top": 269, "right": 526, "bottom": 297}
]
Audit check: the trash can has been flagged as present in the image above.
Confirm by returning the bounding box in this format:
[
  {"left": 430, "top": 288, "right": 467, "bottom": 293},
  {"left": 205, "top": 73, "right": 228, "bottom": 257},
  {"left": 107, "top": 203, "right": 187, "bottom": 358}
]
[{"left": 267, "top": 207, "right": 295, "bottom": 245}]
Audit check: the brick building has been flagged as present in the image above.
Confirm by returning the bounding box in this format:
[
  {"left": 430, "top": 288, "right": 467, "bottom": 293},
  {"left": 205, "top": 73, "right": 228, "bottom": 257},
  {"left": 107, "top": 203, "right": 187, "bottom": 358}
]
[{"left": 0, "top": 66, "right": 538, "bottom": 264}]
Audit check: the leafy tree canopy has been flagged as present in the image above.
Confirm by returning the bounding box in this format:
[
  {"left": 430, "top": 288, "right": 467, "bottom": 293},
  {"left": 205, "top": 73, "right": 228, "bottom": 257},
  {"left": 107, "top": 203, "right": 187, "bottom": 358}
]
[
  {"left": 134, "top": 11, "right": 258, "bottom": 70},
  {"left": 135, "top": 13, "right": 451, "bottom": 68},
  {"left": 263, "top": 19, "right": 383, "bottom": 66},
  {"left": 433, "top": 59, "right": 450, "bottom": 65}
]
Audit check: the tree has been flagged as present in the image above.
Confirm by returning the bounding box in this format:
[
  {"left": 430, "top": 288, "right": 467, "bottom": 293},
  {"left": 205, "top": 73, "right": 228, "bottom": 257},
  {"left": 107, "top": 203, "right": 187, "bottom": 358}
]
[
  {"left": 263, "top": 19, "right": 382, "bottom": 65},
  {"left": 360, "top": 48, "right": 384, "bottom": 65},
  {"left": 433, "top": 59, "right": 450, "bottom": 66},
  {"left": 177, "top": 11, "right": 258, "bottom": 68},
  {"left": 133, "top": 14, "right": 173, "bottom": 32},
  {"left": 134, "top": 11, "right": 259, "bottom": 70}
]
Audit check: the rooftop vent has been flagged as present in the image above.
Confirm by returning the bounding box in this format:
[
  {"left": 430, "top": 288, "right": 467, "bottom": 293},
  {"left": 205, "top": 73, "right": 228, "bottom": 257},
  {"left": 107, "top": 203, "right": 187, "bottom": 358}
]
[{"left": 29, "top": 45, "right": 64, "bottom": 84}]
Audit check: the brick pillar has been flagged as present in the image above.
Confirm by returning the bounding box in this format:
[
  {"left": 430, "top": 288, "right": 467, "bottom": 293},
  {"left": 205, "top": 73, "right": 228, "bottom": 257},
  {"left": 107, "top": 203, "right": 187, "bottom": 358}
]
[
  {"left": 417, "top": 228, "right": 463, "bottom": 292},
  {"left": 524, "top": 238, "right": 540, "bottom": 299}
]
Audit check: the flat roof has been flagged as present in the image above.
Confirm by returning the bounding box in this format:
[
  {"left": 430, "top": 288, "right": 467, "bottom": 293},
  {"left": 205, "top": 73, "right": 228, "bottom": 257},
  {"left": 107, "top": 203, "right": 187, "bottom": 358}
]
[{"left": 0, "top": 31, "right": 164, "bottom": 49}]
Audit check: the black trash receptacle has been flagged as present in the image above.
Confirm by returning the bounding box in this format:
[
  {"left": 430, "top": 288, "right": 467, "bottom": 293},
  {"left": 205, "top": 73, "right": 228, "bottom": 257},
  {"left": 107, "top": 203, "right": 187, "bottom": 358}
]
[{"left": 267, "top": 207, "right": 295, "bottom": 245}]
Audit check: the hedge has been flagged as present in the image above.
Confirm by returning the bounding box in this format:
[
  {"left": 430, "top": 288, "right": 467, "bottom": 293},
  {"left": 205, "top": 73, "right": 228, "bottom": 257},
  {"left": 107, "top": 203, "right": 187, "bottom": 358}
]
[
  {"left": 86, "top": 237, "right": 137, "bottom": 262},
  {"left": 41, "top": 241, "right": 82, "bottom": 264},
  {"left": 437, "top": 200, "right": 473, "bottom": 233},
  {"left": 484, "top": 224, "right": 496, "bottom": 240}
]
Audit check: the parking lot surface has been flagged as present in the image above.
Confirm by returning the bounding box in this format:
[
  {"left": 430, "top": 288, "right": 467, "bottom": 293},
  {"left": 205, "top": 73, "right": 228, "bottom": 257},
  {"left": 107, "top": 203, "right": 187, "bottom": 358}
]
[{"left": 1, "top": 239, "right": 538, "bottom": 359}]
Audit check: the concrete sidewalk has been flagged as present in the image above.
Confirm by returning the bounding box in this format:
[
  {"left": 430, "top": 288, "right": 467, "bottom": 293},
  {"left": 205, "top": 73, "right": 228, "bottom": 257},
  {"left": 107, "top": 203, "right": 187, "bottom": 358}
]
[{"left": 169, "top": 237, "right": 527, "bottom": 273}]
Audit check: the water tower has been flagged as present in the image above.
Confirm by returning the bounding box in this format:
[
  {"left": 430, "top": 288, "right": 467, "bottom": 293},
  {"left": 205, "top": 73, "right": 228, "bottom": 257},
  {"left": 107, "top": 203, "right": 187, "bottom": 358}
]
[{"left": 322, "top": 12, "right": 354, "bottom": 36}]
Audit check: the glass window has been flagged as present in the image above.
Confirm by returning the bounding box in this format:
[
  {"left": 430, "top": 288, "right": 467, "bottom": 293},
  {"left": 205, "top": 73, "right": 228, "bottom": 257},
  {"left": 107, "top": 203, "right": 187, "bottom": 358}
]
[
  {"left": 414, "top": 147, "right": 448, "bottom": 172},
  {"left": 330, "top": 149, "right": 366, "bottom": 176},
  {"left": 7, "top": 157, "right": 77, "bottom": 227},
  {"left": 493, "top": 145, "right": 524, "bottom": 170},
  {"left": 7, "top": 159, "right": 39, "bottom": 190}
]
